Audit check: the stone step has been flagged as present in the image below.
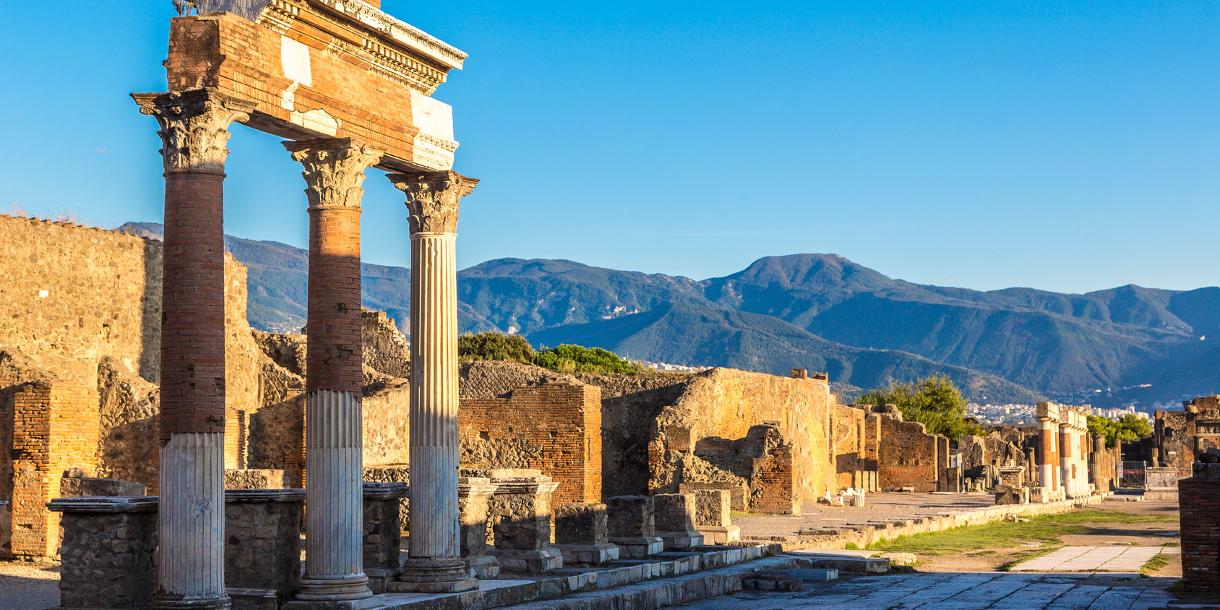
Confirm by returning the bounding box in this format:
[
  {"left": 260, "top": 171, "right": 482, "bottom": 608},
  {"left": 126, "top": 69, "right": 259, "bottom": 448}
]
[
  {"left": 782, "top": 550, "right": 892, "bottom": 574},
  {"left": 371, "top": 543, "right": 782, "bottom": 609},
  {"left": 499, "top": 556, "right": 801, "bottom": 609}
]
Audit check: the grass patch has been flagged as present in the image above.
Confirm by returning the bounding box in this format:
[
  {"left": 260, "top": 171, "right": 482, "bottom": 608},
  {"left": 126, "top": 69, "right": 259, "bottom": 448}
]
[
  {"left": 1141, "top": 553, "right": 1170, "bottom": 576},
  {"left": 866, "top": 509, "right": 1174, "bottom": 557}
]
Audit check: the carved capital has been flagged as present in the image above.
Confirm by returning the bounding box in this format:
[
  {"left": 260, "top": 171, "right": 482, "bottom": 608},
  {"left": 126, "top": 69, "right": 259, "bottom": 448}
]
[
  {"left": 284, "top": 138, "right": 382, "bottom": 210},
  {"left": 133, "top": 89, "right": 252, "bottom": 174},
  {"left": 387, "top": 170, "right": 479, "bottom": 234}
]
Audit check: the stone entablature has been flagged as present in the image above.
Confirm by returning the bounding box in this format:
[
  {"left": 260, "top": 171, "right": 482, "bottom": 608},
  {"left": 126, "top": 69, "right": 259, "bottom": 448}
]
[{"left": 165, "top": 0, "right": 465, "bottom": 172}]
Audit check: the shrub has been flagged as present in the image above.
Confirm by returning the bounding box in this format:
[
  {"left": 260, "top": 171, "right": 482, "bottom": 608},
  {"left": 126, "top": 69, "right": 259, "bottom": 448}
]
[
  {"left": 458, "top": 332, "right": 534, "bottom": 364},
  {"left": 857, "top": 374, "right": 983, "bottom": 439},
  {"left": 1087, "top": 413, "right": 1152, "bottom": 447},
  {"left": 532, "top": 344, "right": 644, "bottom": 375}
]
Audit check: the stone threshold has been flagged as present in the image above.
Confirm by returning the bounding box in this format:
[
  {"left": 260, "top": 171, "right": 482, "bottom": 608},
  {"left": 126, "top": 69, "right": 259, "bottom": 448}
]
[
  {"left": 350, "top": 543, "right": 781, "bottom": 609},
  {"left": 749, "top": 493, "right": 1110, "bottom": 551}
]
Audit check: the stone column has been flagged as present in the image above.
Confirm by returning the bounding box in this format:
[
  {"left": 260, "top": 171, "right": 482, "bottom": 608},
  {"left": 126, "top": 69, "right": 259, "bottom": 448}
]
[
  {"left": 388, "top": 171, "right": 479, "bottom": 593},
  {"left": 286, "top": 139, "right": 382, "bottom": 603},
  {"left": 133, "top": 89, "right": 251, "bottom": 610},
  {"left": 1038, "top": 416, "right": 1057, "bottom": 491},
  {"left": 1060, "top": 423, "right": 1073, "bottom": 497}
]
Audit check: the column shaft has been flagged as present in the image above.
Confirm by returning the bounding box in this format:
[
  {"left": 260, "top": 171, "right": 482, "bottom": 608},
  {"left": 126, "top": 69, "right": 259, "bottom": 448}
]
[
  {"left": 286, "top": 139, "right": 380, "bottom": 602},
  {"left": 1039, "top": 420, "right": 1056, "bottom": 489},
  {"left": 1060, "top": 425, "right": 1073, "bottom": 496},
  {"left": 390, "top": 170, "right": 479, "bottom": 594},
  {"left": 135, "top": 89, "right": 250, "bottom": 610}
]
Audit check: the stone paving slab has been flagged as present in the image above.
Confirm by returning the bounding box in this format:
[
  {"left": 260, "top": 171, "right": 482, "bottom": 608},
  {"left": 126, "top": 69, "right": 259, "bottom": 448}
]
[
  {"left": 683, "top": 572, "right": 1176, "bottom": 609},
  {"left": 1011, "top": 546, "right": 1166, "bottom": 573}
]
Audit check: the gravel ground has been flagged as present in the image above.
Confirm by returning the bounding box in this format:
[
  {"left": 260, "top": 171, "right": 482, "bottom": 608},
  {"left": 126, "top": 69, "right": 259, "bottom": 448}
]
[{"left": 0, "top": 560, "right": 60, "bottom": 610}]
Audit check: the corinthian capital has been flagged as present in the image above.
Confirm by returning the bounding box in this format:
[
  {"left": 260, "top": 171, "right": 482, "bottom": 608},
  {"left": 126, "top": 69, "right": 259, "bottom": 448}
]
[
  {"left": 132, "top": 89, "right": 253, "bottom": 174},
  {"left": 387, "top": 170, "right": 479, "bottom": 234},
  {"left": 284, "top": 138, "right": 383, "bottom": 210}
]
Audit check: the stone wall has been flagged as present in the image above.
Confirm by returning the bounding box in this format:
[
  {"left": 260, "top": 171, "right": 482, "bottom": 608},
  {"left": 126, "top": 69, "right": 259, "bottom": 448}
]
[
  {"left": 1156, "top": 396, "right": 1220, "bottom": 477},
  {"left": 874, "top": 408, "right": 943, "bottom": 492},
  {"left": 460, "top": 381, "right": 602, "bottom": 506},
  {"left": 832, "top": 405, "right": 866, "bottom": 491},
  {"left": 646, "top": 368, "right": 835, "bottom": 508}
]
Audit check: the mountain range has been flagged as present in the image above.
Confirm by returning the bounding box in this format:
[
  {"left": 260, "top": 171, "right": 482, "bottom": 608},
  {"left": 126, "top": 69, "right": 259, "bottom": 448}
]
[{"left": 119, "top": 222, "right": 1219, "bottom": 407}]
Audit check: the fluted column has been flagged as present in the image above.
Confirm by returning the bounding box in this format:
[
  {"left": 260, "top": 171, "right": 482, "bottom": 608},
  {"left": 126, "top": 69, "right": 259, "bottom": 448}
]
[
  {"left": 389, "top": 171, "right": 479, "bottom": 593},
  {"left": 133, "top": 88, "right": 252, "bottom": 610},
  {"left": 286, "top": 139, "right": 382, "bottom": 602}
]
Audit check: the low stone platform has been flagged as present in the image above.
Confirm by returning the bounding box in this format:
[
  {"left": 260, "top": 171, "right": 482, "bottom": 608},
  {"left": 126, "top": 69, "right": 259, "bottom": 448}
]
[
  {"left": 335, "top": 543, "right": 781, "bottom": 609},
  {"left": 736, "top": 492, "right": 1107, "bottom": 550}
]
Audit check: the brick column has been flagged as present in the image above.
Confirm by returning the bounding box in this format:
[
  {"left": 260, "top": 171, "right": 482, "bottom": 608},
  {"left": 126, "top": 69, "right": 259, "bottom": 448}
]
[
  {"left": 388, "top": 171, "right": 479, "bottom": 593},
  {"left": 285, "top": 139, "right": 382, "bottom": 603},
  {"left": 133, "top": 88, "right": 251, "bottom": 610}
]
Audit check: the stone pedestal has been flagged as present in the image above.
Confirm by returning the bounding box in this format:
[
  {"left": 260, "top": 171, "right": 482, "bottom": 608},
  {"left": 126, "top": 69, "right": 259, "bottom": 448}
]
[
  {"left": 690, "top": 489, "right": 740, "bottom": 544},
  {"left": 49, "top": 496, "right": 158, "bottom": 610},
  {"left": 606, "top": 495, "right": 664, "bottom": 558},
  {"left": 458, "top": 477, "right": 500, "bottom": 579},
  {"left": 224, "top": 489, "right": 305, "bottom": 610},
  {"left": 653, "top": 493, "right": 704, "bottom": 550},
  {"left": 679, "top": 482, "right": 749, "bottom": 512},
  {"left": 993, "top": 484, "right": 1029, "bottom": 505},
  {"left": 554, "top": 503, "right": 619, "bottom": 566},
  {"left": 363, "top": 483, "right": 407, "bottom": 592},
  {"left": 998, "top": 466, "right": 1025, "bottom": 488},
  {"left": 390, "top": 171, "right": 480, "bottom": 594},
  {"left": 487, "top": 471, "right": 563, "bottom": 574}
]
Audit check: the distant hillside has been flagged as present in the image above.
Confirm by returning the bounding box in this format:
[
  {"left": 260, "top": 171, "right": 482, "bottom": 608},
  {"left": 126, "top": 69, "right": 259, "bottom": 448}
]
[{"left": 119, "top": 223, "right": 1219, "bottom": 405}]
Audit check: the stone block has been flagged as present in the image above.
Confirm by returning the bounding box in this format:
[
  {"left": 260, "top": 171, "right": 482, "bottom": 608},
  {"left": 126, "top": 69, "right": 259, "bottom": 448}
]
[
  {"left": 606, "top": 495, "right": 665, "bottom": 558},
  {"left": 49, "top": 496, "right": 158, "bottom": 610},
  {"left": 993, "top": 484, "right": 1028, "bottom": 505},
  {"left": 653, "top": 493, "right": 704, "bottom": 550},
  {"left": 458, "top": 476, "right": 499, "bottom": 579},
  {"left": 225, "top": 468, "right": 293, "bottom": 490},
  {"left": 554, "top": 503, "right": 609, "bottom": 545},
  {"left": 362, "top": 482, "right": 406, "bottom": 591},
  {"left": 59, "top": 473, "right": 146, "bottom": 497},
  {"left": 691, "top": 489, "right": 731, "bottom": 528},
  {"left": 224, "top": 488, "right": 304, "bottom": 601},
  {"left": 487, "top": 472, "right": 562, "bottom": 574},
  {"left": 679, "top": 482, "right": 749, "bottom": 512}
]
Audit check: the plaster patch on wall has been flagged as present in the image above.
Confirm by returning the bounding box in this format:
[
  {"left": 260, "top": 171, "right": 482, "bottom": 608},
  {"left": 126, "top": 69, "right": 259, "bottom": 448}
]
[
  {"left": 280, "top": 82, "right": 299, "bottom": 112},
  {"left": 280, "top": 36, "right": 313, "bottom": 87},
  {"left": 410, "top": 90, "right": 454, "bottom": 141},
  {"left": 290, "top": 108, "right": 340, "bottom": 137}
]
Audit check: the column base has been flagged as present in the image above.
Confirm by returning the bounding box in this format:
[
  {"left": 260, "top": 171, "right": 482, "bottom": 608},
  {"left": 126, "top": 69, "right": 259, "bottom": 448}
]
[
  {"left": 294, "top": 574, "right": 372, "bottom": 602},
  {"left": 153, "top": 594, "right": 232, "bottom": 610},
  {"left": 390, "top": 558, "right": 479, "bottom": 593}
]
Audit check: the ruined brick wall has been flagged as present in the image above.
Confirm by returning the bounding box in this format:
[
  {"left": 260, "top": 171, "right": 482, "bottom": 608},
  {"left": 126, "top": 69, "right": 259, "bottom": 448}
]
[
  {"left": 1155, "top": 410, "right": 1193, "bottom": 475},
  {"left": 0, "top": 216, "right": 263, "bottom": 473},
  {"left": 363, "top": 379, "right": 410, "bottom": 467},
  {"left": 459, "top": 382, "right": 602, "bottom": 506},
  {"left": 457, "top": 360, "right": 688, "bottom": 499},
  {"left": 647, "top": 368, "right": 836, "bottom": 508},
  {"left": 876, "top": 412, "right": 941, "bottom": 492},
  {"left": 832, "top": 405, "right": 865, "bottom": 491},
  {"left": 1181, "top": 473, "right": 1220, "bottom": 595}
]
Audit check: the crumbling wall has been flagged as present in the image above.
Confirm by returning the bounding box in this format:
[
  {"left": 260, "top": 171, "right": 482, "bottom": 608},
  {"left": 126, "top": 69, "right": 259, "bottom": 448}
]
[
  {"left": 832, "top": 405, "right": 866, "bottom": 491},
  {"left": 95, "top": 359, "right": 159, "bottom": 490},
  {"left": 459, "top": 381, "right": 602, "bottom": 506},
  {"left": 875, "top": 409, "right": 942, "bottom": 492},
  {"left": 647, "top": 368, "right": 835, "bottom": 508}
]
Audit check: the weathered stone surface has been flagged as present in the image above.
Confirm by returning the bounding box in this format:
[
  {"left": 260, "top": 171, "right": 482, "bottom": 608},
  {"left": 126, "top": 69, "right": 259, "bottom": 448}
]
[
  {"left": 364, "top": 482, "right": 407, "bottom": 590},
  {"left": 59, "top": 471, "right": 146, "bottom": 497},
  {"left": 49, "top": 496, "right": 158, "bottom": 609},
  {"left": 224, "top": 468, "right": 292, "bottom": 489},
  {"left": 653, "top": 493, "right": 704, "bottom": 549},
  {"left": 606, "top": 495, "right": 664, "bottom": 558},
  {"left": 994, "top": 484, "right": 1029, "bottom": 505},
  {"left": 225, "top": 489, "right": 304, "bottom": 599},
  {"left": 486, "top": 471, "right": 562, "bottom": 574},
  {"left": 692, "top": 489, "right": 732, "bottom": 528}
]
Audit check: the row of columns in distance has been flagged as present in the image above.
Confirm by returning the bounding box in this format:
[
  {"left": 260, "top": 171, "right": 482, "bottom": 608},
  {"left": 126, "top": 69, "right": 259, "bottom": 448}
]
[
  {"left": 1036, "top": 404, "right": 1091, "bottom": 498},
  {"left": 132, "top": 88, "right": 479, "bottom": 609}
]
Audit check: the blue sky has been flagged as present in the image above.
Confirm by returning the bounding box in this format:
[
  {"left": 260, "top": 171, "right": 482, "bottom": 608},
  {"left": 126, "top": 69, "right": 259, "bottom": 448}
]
[{"left": 1, "top": 1, "right": 1216, "bottom": 292}]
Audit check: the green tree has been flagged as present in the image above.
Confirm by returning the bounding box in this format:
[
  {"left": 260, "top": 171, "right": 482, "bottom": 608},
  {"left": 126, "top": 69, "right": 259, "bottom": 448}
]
[
  {"left": 1087, "top": 413, "right": 1152, "bottom": 447},
  {"left": 857, "top": 374, "right": 983, "bottom": 439},
  {"left": 532, "top": 344, "right": 644, "bottom": 375},
  {"left": 457, "top": 332, "right": 535, "bottom": 364}
]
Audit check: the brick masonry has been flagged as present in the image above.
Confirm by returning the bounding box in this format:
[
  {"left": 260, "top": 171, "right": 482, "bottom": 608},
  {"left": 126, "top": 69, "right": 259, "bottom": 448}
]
[
  {"left": 1180, "top": 473, "right": 1220, "bottom": 594},
  {"left": 460, "top": 381, "right": 602, "bottom": 506}
]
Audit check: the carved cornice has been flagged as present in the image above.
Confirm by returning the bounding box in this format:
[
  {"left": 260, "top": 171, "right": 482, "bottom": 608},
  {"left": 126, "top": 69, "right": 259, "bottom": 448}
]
[
  {"left": 309, "top": 0, "right": 467, "bottom": 70},
  {"left": 387, "top": 170, "right": 478, "bottom": 234},
  {"left": 284, "top": 138, "right": 382, "bottom": 210},
  {"left": 132, "top": 89, "right": 253, "bottom": 174},
  {"left": 362, "top": 38, "right": 448, "bottom": 95}
]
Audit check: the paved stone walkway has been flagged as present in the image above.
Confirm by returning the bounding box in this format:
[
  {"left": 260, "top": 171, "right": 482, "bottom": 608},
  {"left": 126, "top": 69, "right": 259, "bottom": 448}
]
[
  {"left": 685, "top": 572, "right": 1175, "bottom": 609},
  {"left": 1010, "top": 545, "right": 1176, "bottom": 573}
]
